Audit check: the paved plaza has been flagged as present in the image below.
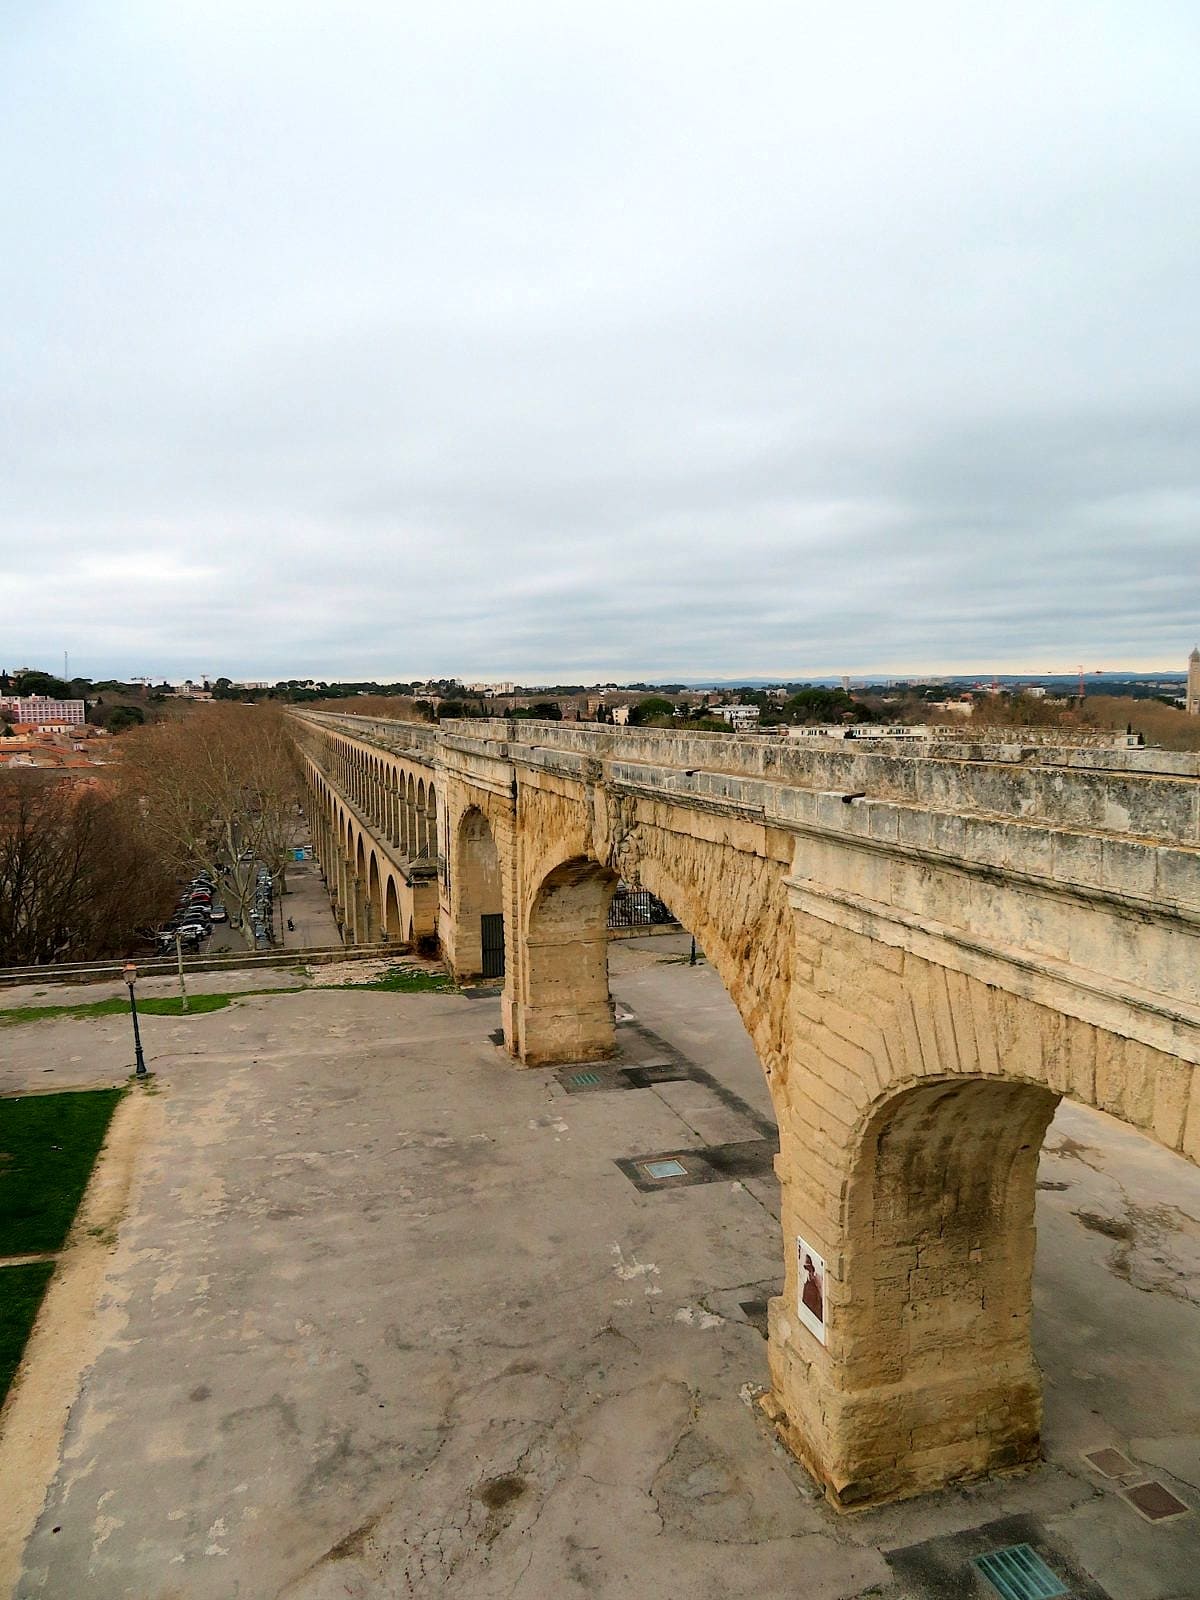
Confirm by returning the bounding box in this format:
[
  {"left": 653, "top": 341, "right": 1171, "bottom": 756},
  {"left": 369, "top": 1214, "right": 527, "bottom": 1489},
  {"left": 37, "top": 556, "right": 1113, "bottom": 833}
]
[{"left": 1, "top": 938, "right": 1197, "bottom": 1598}]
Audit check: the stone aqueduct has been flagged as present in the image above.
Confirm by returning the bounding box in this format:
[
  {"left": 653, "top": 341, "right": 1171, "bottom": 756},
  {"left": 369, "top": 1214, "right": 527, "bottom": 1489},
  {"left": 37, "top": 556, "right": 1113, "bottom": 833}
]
[{"left": 290, "top": 708, "right": 1200, "bottom": 1508}]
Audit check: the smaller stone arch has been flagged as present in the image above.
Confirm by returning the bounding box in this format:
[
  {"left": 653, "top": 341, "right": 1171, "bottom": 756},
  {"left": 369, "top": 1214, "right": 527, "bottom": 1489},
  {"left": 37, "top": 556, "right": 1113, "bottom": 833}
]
[
  {"left": 384, "top": 873, "right": 403, "bottom": 942},
  {"left": 452, "top": 806, "right": 504, "bottom": 980},
  {"left": 388, "top": 763, "right": 401, "bottom": 846},
  {"left": 425, "top": 781, "right": 438, "bottom": 859},
  {"left": 366, "top": 850, "right": 383, "bottom": 942},
  {"left": 416, "top": 778, "right": 429, "bottom": 857}
]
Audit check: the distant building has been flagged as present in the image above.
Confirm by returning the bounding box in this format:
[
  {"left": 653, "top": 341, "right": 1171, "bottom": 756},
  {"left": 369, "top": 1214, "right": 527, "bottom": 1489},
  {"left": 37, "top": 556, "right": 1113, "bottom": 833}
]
[
  {"left": 1188, "top": 646, "right": 1200, "bottom": 715},
  {"left": 0, "top": 695, "right": 86, "bottom": 727},
  {"left": 927, "top": 698, "right": 975, "bottom": 716},
  {"left": 717, "top": 704, "right": 760, "bottom": 731}
]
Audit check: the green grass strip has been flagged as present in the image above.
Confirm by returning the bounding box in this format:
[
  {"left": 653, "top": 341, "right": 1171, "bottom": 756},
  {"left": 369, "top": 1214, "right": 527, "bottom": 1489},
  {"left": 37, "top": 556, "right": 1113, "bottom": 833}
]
[
  {"left": 0, "top": 1088, "right": 123, "bottom": 1255},
  {"left": 332, "top": 966, "right": 454, "bottom": 993},
  {"left": 0, "top": 1260, "right": 56, "bottom": 1408},
  {"left": 0, "top": 970, "right": 450, "bottom": 1026},
  {"left": 0, "top": 989, "right": 305, "bottom": 1027}
]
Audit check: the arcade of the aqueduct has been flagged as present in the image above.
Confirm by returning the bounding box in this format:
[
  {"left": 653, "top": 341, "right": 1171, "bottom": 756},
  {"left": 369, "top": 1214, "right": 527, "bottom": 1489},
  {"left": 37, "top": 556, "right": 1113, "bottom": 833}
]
[{"left": 290, "top": 709, "right": 1200, "bottom": 1509}]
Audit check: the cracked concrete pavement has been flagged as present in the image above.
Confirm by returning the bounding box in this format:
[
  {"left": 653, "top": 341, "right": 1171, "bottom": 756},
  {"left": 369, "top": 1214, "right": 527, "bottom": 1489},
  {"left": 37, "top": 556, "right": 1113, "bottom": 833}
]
[{"left": 2, "top": 935, "right": 1198, "bottom": 1597}]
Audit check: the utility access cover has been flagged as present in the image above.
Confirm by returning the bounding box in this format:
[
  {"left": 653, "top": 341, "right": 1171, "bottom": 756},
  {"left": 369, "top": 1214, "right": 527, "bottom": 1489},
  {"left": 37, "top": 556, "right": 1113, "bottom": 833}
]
[
  {"left": 643, "top": 1158, "right": 688, "bottom": 1179},
  {"left": 972, "top": 1545, "right": 1067, "bottom": 1600}
]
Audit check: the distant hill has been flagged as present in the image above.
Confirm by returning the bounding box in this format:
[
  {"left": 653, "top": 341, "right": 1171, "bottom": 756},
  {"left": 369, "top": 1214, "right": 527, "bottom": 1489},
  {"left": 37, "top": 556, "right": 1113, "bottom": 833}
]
[{"left": 680, "top": 671, "right": 1186, "bottom": 690}]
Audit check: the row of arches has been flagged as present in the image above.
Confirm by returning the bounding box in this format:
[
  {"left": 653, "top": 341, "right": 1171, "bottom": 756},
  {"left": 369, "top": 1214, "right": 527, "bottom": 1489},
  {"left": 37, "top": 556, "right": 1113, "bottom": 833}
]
[
  {"left": 304, "top": 761, "right": 418, "bottom": 945},
  {"left": 322, "top": 732, "right": 438, "bottom": 861}
]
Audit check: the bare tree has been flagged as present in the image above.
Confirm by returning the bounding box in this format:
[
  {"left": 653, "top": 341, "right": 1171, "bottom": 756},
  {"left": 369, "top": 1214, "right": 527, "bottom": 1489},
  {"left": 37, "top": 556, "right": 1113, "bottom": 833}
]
[
  {"left": 0, "top": 774, "right": 173, "bottom": 964},
  {"left": 122, "top": 705, "right": 301, "bottom": 949}
]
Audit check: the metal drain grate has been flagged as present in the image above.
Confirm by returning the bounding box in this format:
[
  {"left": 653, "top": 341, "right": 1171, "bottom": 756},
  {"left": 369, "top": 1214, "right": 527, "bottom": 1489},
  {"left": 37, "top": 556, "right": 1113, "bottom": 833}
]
[
  {"left": 570, "top": 1071, "right": 602, "bottom": 1087},
  {"left": 972, "top": 1545, "right": 1067, "bottom": 1600},
  {"left": 642, "top": 1158, "right": 688, "bottom": 1180}
]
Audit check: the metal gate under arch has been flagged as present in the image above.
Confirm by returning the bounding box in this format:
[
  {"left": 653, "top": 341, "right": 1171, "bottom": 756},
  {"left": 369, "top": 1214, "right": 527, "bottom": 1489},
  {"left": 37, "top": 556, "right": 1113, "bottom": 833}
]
[{"left": 481, "top": 913, "right": 505, "bottom": 979}]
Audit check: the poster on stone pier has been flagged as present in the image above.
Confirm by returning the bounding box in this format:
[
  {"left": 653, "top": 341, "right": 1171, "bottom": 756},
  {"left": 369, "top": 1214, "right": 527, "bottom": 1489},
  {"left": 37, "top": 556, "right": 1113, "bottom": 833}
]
[{"left": 797, "top": 1236, "right": 827, "bottom": 1344}]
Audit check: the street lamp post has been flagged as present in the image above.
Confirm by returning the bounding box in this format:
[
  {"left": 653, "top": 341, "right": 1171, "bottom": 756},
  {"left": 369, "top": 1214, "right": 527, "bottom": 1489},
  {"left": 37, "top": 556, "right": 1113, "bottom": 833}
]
[{"left": 123, "top": 961, "right": 148, "bottom": 1077}]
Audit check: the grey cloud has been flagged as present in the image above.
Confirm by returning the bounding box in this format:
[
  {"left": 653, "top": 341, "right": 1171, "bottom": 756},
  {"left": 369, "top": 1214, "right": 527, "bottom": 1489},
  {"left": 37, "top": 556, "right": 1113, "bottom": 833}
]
[{"left": 1, "top": 2, "right": 1198, "bottom": 681}]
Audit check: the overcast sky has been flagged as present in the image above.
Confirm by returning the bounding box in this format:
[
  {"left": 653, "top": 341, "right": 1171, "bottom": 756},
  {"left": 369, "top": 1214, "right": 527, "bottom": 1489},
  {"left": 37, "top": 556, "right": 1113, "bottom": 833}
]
[{"left": 2, "top": 2, "right": 1198, "bottom": 683}]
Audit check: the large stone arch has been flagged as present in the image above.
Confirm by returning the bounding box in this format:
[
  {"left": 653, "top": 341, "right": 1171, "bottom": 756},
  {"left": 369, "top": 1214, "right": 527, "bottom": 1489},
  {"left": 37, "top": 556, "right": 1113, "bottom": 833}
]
[
  {"left": 620, "top": 826, "right": 792, "bottom": 1088},
  {"left": 767, "top": 912, "right": 1198, "bottom": 1508}
]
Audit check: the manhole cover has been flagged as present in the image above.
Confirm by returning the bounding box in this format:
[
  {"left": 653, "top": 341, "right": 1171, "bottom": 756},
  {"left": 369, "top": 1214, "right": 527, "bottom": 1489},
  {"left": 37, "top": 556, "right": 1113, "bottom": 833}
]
[
  {"left": 642, "top": 1158, "right": 687, "bottom": 1180},
  {"left": 570, "top": 1071, "right": 602, "bottom": 1087},
  {"left": 1120, "top": 1481, "right": 1191, "bottom": 1522},
  {"left": 1083, "top": 1447, "right": 1134, "bottom": 1479},
  {"left": 972, "top": 1545, "right": 1067, "bottom": 1600}
]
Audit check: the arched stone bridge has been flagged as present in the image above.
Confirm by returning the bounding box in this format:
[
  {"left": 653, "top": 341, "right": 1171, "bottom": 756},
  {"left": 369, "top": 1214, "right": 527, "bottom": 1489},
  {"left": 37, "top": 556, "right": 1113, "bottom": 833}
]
[{"left": 290, "top": 708, "right": 1200, "bottom": 1508}]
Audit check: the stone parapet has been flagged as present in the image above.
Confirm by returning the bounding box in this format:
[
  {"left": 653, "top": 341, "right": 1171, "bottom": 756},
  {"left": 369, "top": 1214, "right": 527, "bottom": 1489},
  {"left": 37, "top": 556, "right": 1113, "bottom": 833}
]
[{"left": 294, "top": 710, "right": 1200, "bottom": 842}]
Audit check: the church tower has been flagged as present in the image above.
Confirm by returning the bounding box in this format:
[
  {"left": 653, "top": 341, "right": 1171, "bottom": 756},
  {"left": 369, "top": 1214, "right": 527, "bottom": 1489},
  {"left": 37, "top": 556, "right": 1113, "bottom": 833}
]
[{"left": 1188, "top": 645, "right": 1200, "bottom": 716}]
